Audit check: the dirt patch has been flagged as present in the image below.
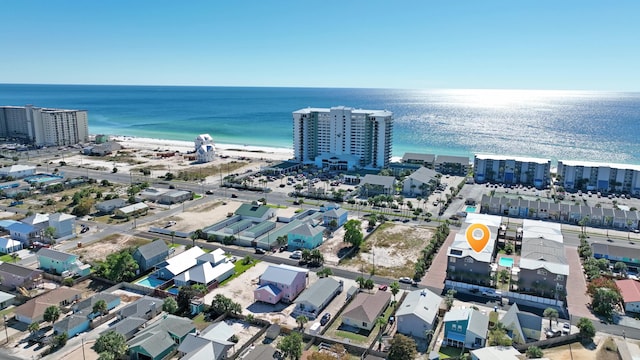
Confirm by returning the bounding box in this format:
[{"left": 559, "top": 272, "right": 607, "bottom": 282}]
[
  {"left": 149, "top": 200, "right": 245, "bottom": 233},
  {"left": 71, "top": 233, "right": 152, "bottom": 262},
  {"left": 337, "top": 222, "right": 432, "bottom": 278},
  {"left": 541, "top": 334, "right": 618, "bottom": 360}
]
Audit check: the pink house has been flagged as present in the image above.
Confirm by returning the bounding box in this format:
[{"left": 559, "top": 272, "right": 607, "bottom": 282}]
[{"left": 254, "top": 264, "right": 308, "bottom": 304}]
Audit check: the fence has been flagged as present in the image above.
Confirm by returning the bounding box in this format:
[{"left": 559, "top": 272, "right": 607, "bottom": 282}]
[
  {"left": 445, "top": 280, "right": 564, "bottom": 308},
  {"left": 513, "top": 333, "right": 580, "bottom": 352},
  {"left": 148, "top": 227, "right": 192, "bottom": 238}
]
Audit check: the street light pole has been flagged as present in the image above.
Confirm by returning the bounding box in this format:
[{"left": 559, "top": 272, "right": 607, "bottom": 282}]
[
  {"left": 3, "top": 315, "right": 8, "bottom": 344},
  {"left": 81, "top": 337, "right": 86, "bottom": 360}
]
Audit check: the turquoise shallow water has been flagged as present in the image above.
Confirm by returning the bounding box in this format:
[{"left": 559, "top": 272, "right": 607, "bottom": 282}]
[{"left": 2, "top": 84, "right": 640, "bottom": 164}]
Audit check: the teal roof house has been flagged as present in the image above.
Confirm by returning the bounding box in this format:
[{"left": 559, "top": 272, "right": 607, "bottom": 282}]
[
  {"left": 288, "top": 222, "right": 325, "bottom": 250},
  {"left": 36, "top": 248, "right": 91, "bottom": 276},
  {"left": 443, "top": 308, "right": 489, "bottom": 349},
  {"left": 323, "top": 207, "right": 348, "bottom": 228}
]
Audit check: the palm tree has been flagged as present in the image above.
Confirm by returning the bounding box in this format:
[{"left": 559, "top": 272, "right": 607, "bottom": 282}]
[
  {"left": 28, "top": 322, "right": 40, "bottom": 336},
  {"left": 296, "top": 315, "right": 308, "bottom": 330},
  {"left": 93, "top": 299, "right": 108, "bottom": 317},
  {"left": 390, "top": 281, "right": 400, "bottom": 301},
  {"left": 543, "top": 307, "right": 559, "bottom": 329},
  {"left": 355, "top": 276, "right": 366, "bottom": 289},
  {"left": 44, "top": 305, "right": 60, "bottom": 325}
]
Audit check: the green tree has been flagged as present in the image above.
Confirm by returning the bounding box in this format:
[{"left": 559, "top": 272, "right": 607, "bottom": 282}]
[
  {"left": 162, "top": 297, "right": 178, "bottom": 314},
  {"left": 328, "top": 219, "right": 338, "bottom": 230},
  {"left": 278, "top": 332, "right": 303, "bottom": 360},
  {"left": 296, "top": 314, "right": 309, "bottom": 330},
  {"left": 387, "top": 334, "right": 417, "bottom": 360},
  {"left": 390, "top": 281, "right": 400, "bottom": 301},
  {"left": 592, "top": 288, "right": 622, "bottom": 318},
  {"left": 577, "top": 318, "right": 596, "bottom": 342},
  {"left": 28, "top": 322, "right": 40, "bottom": 336},
  {"left": 317, "top": 268, "right": 333, "bottom": 278},
  {"left": 543, "top": 307, "right": 559, "bottom": 329},
  {"left": 95, "top": 250, "right": 139, "bottom": 282},
  {"left": 210, "top": 294, "right": 242, "bottom": 317},
  {"left": 445, "top": 288, "right": 457, "bottom": 310},
  {"left": 72, "top": 197, "right": 94, "bottom": 216},
  {"left": 343, "top": 219, "right": 364, "bottom": 248},
  {"left": 92, "top": 299, "right": 108, "bottom": 317},
  {"left": 614, "top": 261, "right": 628, "bottom": 275},
  {"left": 368, "top": 214, "right": 377, "bottom": 229},
  {"left": 356, "top": 276, "right": 366, "bottom": 288},
  {"left": 97, "top": 353, "right": 115, "bottom": 360},
  {"left": 489, "top": 322, "right": 512, "bottom": 346},
  {"left": 526, "top": 346, "right": 544, "bottom": 358},
  {"left": 44, "top": 305, "right": 60, "bottom": 324},
  {"left": 93, "top": 331, "right": 128, "bottom": 358},
  {"left": 177, "top": 285, "right": 199, "bottom": 315}
]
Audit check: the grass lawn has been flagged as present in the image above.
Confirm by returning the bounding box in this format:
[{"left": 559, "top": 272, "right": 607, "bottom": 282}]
[
  {"left": 220, "top": 259, "right": 260, "bottom": 286},
  {"left": 334, "top": 330, "right": 368, "bottom": 344},
  {"left": 439, "top": 346, "right": 464, "bottom": 359},
  {"left": 192, "top": 312, "right": 210, "bottom": 331},
  {"left": 0, "top": 253, "right": 18, "bottom": 263}
]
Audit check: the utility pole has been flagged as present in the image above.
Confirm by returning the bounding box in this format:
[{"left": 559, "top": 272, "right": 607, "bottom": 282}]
[{"left": 81, "top": 337, "right": 86, "bottom": 360}]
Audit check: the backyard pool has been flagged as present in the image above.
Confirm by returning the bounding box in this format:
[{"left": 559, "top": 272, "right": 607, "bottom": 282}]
[
  {"left": 465, "top": 206, "right": 477, "bottom": 213},
  {"left": 134, "top": 276, "right": 165, "bottom": 288},
  {"left": 166, "top": 286, "right": 179, "bottom": 295},
  {"left": 498, "top": 257, "right": 514, "bottom": 267}
]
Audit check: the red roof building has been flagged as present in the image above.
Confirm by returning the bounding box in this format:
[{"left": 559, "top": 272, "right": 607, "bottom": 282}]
[{"left": 616, "top": 279, "right": 640, "bottom": 313}]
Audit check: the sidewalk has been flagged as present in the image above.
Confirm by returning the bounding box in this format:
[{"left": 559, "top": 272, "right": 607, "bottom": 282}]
[{"left": 421, "top": 231, "right": 457, "bottom": 293}]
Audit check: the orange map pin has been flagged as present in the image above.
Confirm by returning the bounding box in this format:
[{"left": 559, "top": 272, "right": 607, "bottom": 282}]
[{"left": 465, "top": 223, "right": 491, "bottom": 253}]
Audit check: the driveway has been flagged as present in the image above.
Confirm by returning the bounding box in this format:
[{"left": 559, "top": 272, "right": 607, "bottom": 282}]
[
  {"left": 565, "top": 246, "right": 595, "bottom": 320},
  {"left": 420, "top": 230, "right": 457, "bottom": 293}
]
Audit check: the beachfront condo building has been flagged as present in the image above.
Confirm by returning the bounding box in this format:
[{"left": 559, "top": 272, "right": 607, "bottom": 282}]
[
  {"left": 0, "top": 105, "right": 89, "bottom": 146},
  {"left": 473, "top": 154, "right": 551, "bottom": 188},
  {"left": 292, "top": 106, "right": 393, "bottom": 170},
  {"left": 557, "top": 160, "right": 640, "bottom": 195}
]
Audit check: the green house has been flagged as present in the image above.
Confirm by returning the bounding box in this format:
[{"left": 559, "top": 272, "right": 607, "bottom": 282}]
[{"left": 287, "top": 223, "right": 325, "bottom": 250}]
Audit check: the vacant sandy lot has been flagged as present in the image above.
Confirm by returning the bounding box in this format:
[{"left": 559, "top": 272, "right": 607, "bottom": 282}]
[
  {"left": 71, "top": 233, "right": 151, "bottom": 262},
  {"left": 153, "top": 200, "right": 245, "bottom": 233}
]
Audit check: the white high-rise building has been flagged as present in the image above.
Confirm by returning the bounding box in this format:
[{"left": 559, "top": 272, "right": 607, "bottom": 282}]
[
  {"left": 473, "top": 154, "right": 551, "bottom": 188},
  {"left": 557, "top": 160, "right": 640, "bottom": 195},
  {"left": 0, "top": 105, "right": 89, "bottom": 146},
  {"left": 292, "top": 106, "right": 393, "bottom": 170}
]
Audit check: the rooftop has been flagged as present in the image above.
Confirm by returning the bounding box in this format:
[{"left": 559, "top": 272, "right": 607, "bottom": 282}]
[{"left": 475, "top": 154, "right": 551, "bottom": 164}]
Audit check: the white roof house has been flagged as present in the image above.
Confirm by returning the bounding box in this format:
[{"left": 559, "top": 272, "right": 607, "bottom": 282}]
[
  {"left": 0, "top": 165, "right": 36, "bottom": 178},
  {"left": 470, "top": 346, "right": 521, "bottom": 360},
  {"left": 174, "top": 261, "right": 234, "bottom": 287},
  {"left": 115, "top": 203, "right": 149, "bottom": 217},
  {"left": 0, "top": 237, "right": 22, "bottom": 253},
  {"left": 196, "top": 144, "right": 216, "bottom": 163},
  {"left": 157, "top": 246, "right": 206, "bottom": 279},
  {"left": 396, "top": 289, "right": 443, "bottom": 339},
  {"left": 522, "top": 219, "right": 563, "bottom": 243}
]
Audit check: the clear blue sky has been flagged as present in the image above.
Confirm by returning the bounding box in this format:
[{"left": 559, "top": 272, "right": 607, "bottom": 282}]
[{"left": 2, "top": 1, "right": 639, "bottom": 91}]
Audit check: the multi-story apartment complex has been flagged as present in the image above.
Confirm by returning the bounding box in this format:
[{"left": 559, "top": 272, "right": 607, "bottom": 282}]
[
  {"left": 0, "top": 105, "right": 89, "bottom": 146},
  {"left": 557, "top": 160, "right": 640, "bottom": 195},
  {"left": 292, "top": 106, "right": 393, "bottom": 170},
  {"left": 473, "top": 154, "right": 551, "bottom": 188}
]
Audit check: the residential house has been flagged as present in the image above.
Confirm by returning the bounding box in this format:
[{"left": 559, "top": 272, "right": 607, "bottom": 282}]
[
  {"left": 117, "top": 296, "right": 162, "bottom": 321},
  {"left": 48, "top": 212, "right": 76, "bottom": 238},
  {"left": 616, "top": 279, "right": 640, "bottom": 313},
  {"left": 14, "top": 286, "right": 82, "bottom": 324},
  {"left": 592, "top": 242, "right": 640, "bottom": 269},
  {"left": 139, "top": 188, "right": 169, "bottom": 202},
  {"left": 178, "top": 321, "right": 235, "bottom": 360},
  {"left": 293, "top": 277, "right": 343, "bottom": 319},
  {"left": 447, "top": 214, "right": 501, "bottom": 285},
  {"left": 241, "top": 345, "right": 278, "bottom": 360},
  {"left": 36, "top": 247, "right": 90, "bottom": 276},
  {"left": 435, "top": 155, "right": 470, "bottom": 176},
  {"left": 21, "top": 213, "right": 50, "bottom": 234},
  {"left": 53, "top": 292, "right": 120, "bottom": 338},
  {"left": 0, "top": 164, "right": 36, "bottom": 179},
  {"left": 519, "top": 237, "right": 569, "bottom": 298},
  {"left": 500, "top": 303, "right": 542, "bottom": 344},
  {"left": 6, "top": 222, "right": 36, "bottom": 244},
  {"left": 95, "top": 198, "right": 127, "bottom": 214},
  {"left": 128, "top": 314, "right": 196, "bottom": 360},
  {"left": 287, "top": 223, "right": 325, "bottom": 250},
  {"left": 156, "top": 246, "right": 205, "bottom": 280},
  {"left": 0, "top": 262, "right": 43, "bottom": 289},
  {"left": 235, "top": 203, "right": 276, "bottom": 222},
  {"left": 0, "top": 237, "right": 22, "bottom": 253},
  {"left": 359, "top": 174, "right": 396, "bottom": 197},
  {"left": 114, "top": 203, "right": 149, "bottom": 218},
  {"left": 342, "top": 291, "right": 392, "bottom": 331},
  {"left": 470, "top": 346, "right": 521, "bottom": 360},
  {"left": 323, "top": 207, "right": 348, "bottom": 228},
  {"left": 196, "top": 248, "right": 227, "bottom": 267},
  {"left": 443, "top": 307, "right": 489, "bottom": 349},
  {"left": 133, "top": 240, "right": 170, "bottom": 272},
  {"left": 0, "top": 291, "right": 15, "bottom": 310},
  {"left": 396, "top": 289, "right": 443, "bottom": 339},
  {"left": 403, "top": 167, "right": 439, "bottom": 197},
  {"left": 103, "top": 317, "right": 148, "bottom": 340},
  {"left": 173, "top": 261, "right": 235, "bottom": 288},
  {"left": 254, "top": 264, "right": 308, "bottom": 304}
]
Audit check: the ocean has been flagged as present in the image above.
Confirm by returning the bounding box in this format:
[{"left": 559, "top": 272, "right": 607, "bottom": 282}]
[{"left": 1, "top": 84, "right": 639, "bottom": 165}]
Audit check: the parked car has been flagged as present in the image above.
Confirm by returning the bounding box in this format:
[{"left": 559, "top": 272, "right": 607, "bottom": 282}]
[
  {"left": 399, "top": 277, "right": 417, "bottom": 286},
  {"left": 546, "top": 329, "right": 562, "bottom": 338},
  {"left": 482, "top": 289, "right": 503, "bottom": 299},
  {"left": 378, "top": 284, "right": 388, "bottom": 291},
  {"left": 254, "top": 248, "right": 266, "bottom": 254},
  {"left": 289, "top": 250, "right": 302, "bottom": 259},
  {"left": 231, "top": 194, "right": 238, "bottom": 198},
  {"left": 320, "top": 313, "right": 331, "bottom": 326},
  {"left": 562, "top": 322, "right": 571, "bottom": 334}
]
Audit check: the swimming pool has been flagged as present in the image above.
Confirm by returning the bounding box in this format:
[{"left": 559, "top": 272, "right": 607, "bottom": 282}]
[
  {"left": 166, "top": 286, "right": 179, "bottom": 295},
  {"left": 498, "top": 257, "right": 514, "bottom": 267},
  {"left": 465, "top": 206, "right": 477, "bottom": 213},
  {"left": 134, "top": 276, "right": 165, "bottom": 288}
]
